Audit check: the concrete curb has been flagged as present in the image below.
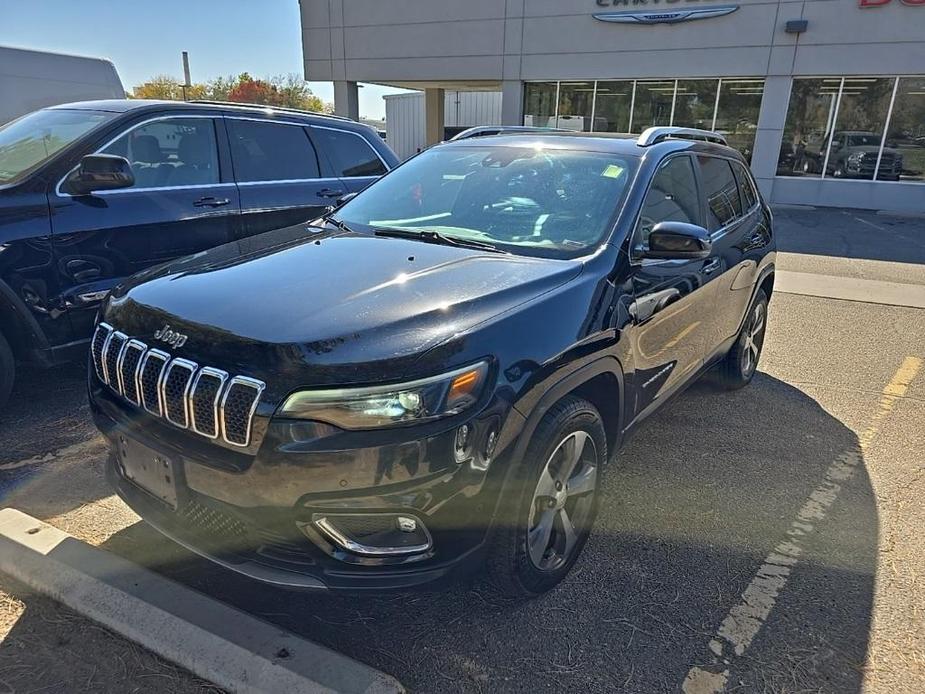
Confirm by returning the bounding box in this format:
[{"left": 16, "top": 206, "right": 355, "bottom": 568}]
[{"left": 0, "top": 508, "right": 404, "bottom": 694}]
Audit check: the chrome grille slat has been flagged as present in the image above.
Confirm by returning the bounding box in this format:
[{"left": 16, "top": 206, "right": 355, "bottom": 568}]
[
  {"left": 91, "top": 323, "right": 112, "bottom": 383},
  {"left": 139, "top": 349, "right": 170, "bottom": 416},
  {"left": 95, "top": 324, "right": 264, "bottom": 446},
  {"left": 104, "top": 332, "right": 128, "bottom": 389},
  {"left": 161, "top": 358, "right": 198, "bottom": 429},
  {"left": 190, "top": 367, "right": 229, "bottom": 439},
  {"left": 117, "top": 340, "right": 147, "bottom": 404},
  {"left": 220, "top": 376, "right": 266, "bottom": 447}
]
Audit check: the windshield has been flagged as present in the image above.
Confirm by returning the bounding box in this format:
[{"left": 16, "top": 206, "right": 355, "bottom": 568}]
[
  {"left": 847, "top": 134, "right": 881, "bottom": 147},
  {"left": 0, "top": 108, "right": 113, "bottom": 185},
  {"left": 335, "top": 144, "right": 638, "bottom": 259}
]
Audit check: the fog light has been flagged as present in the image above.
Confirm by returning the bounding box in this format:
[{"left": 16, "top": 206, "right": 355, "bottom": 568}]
[
  {"left": 454, "top": 423, "right": 472, "bottom": 462},
  {"left": 309, "top": 513, "right": 432, "bottom": 557}
]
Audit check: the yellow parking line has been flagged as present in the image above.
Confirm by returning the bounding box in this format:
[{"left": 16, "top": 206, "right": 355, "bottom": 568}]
[{"left": 682, "top": 355, "right": 922, "bottom": 694}]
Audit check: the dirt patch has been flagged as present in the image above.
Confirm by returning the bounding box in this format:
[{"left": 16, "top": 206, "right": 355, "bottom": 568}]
[{"left": 0, "top": 578, "right": 222, "bottom": 694}]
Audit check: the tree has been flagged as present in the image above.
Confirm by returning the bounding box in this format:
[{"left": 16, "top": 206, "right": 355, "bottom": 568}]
[
  {"left": 132, "top": 75, "right": 183, "bottom": 100},
  {"left": 132, "top": 72, "right": 332, "bottom": 113}
]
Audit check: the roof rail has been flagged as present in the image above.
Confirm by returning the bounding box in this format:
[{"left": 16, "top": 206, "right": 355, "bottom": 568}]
[
  {"left": 637, "top": 127, "right": 727, "bottom": 147},
  {"left": 189, "top": 100, "right": 353, "bottom": 121}
]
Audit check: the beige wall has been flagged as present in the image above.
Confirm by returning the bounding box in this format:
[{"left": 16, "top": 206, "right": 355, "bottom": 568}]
[{"left": 302, "top": 0, "right": 925, "bottom": 85}]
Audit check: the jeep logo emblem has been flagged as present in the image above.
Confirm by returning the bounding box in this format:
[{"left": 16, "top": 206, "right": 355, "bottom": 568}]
[{"left": 154, "top": 324, "right": 188, "bottom": 349}]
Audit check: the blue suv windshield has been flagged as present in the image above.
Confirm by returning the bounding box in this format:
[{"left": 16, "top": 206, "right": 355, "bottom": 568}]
[
  {"left": 0, "top": 108, "right": 113, "bottom": 185},
  {"left": 335, "top": 144, "right": 638, "bottom": 259}
]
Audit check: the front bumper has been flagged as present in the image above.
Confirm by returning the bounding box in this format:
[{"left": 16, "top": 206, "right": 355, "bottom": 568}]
[{"left": 91, "top": 381, "right": 514, "bottom": 592}]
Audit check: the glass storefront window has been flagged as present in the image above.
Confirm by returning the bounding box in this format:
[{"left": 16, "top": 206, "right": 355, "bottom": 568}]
[
  {"left": 523, "top": 82, "right": 557, "bottom": 129},
  {"left": 714, "top": 79, "right": 764, "bottom": 163},
  {"left": 886, "top": 77, "right": 925, "bottom": 182},
  {"left": 556, "top": 82, "right": 595, "bottom": 132},
  {"left": 778, "top": 76, "right": 924, "bottom": 183},
  {"left": 673, "top": 80, "right": 719, "bottom": 131},
  {"left": 825, "top": 77, "right": 894, "bottom": 180},
  {"left": 631, "top": 80, "right": 675, "bottom": 132},
  {"left": 778, "top": 79, "right": 839, "bottom": 178},
  {"left": 593, "top": 81, "right": 633, "bottom": 133}
]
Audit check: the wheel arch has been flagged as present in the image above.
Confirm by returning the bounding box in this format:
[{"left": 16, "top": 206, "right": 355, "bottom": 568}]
[
  {"left": 0, "top": 280, "right": 50, "bottom": 360},
  {"left": 511, "top": 356, "right": 625, "bottom": 468}
]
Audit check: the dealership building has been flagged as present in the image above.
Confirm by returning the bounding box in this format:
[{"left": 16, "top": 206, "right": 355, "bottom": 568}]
[{"left": 301, "top": 0, "right": 925, "bottom": 212}]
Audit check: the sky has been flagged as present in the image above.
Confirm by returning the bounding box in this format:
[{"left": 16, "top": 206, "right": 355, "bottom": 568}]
[{"left": 3, "top": 0, "right": 410, "bottom": 120}]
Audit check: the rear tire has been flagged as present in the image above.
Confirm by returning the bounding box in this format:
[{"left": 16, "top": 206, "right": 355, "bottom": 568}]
[
  {"left": 0, "top": 331, "right": 14, "bottom": 410},
  {"left": 484, "top": 396, "right": 607, "bottom": 598},
  {"left": 716, "top": 289, "right": 768, "bottom": 390}
]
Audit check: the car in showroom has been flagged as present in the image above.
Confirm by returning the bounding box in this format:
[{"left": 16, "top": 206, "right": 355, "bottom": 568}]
[
  {"left": 797, "top": 130, "right": 903, "bottom": 180},
  {"left": 0, "top": 99, "right": 397, "bottom": 407},
  {"left": 89, "top": 127, "right": 775, "bottom": 596}
]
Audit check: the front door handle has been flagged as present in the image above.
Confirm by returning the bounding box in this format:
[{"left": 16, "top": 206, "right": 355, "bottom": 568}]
[
  {"left": 703, "top": 258, "right": 721, "bottom": 275},
  {"left": 317, "top": 188, "right": 346, "bottom": 199},
  {"left": 193, "top": 196, "right": 231, "bottom": 208}
]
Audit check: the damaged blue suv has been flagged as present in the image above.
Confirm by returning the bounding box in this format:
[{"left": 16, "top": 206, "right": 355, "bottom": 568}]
[{"left": 89, "top": 127, "right": 775, "bottom": 596}]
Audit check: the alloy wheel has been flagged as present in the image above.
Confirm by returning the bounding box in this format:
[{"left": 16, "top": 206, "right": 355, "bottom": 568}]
[
  {"left": 741, "top": 301, "right": 766, "bottom": 377},
  {"left": 527, "top": 430, "right": 599, "bottom": 571}
]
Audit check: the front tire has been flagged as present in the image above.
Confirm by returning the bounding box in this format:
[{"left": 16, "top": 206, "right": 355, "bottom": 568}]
[
  {"left": 0, "top": 331, "right": 14, "bottom": 410},
  {"left": 484, "top": 396, "right": 607, "bottom": 598},
  {"left": 716, "top": 289, "right": 768, "bottom": 390}
]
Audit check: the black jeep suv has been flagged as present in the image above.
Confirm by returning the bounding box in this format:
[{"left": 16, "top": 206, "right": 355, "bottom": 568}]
[
  {"left": 0, "top": 99, "right": 397, "bottom": 406},
  {"left": 89, "top": 127, "right": 775, "bottom": 596}
]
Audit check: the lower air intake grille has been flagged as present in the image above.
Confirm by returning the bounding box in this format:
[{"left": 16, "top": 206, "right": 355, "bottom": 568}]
[{"left": 93, "top": 322, "right": 265, "bottom": 447}]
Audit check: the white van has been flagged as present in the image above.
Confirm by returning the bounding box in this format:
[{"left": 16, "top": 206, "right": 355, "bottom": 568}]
[{"left": 0, "top": 46, "right": 124, "bottom": 125}]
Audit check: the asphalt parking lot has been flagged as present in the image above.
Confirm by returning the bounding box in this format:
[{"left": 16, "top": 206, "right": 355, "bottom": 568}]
[{"left": 1, "top": 206, "right": 924, "bottom": 693}]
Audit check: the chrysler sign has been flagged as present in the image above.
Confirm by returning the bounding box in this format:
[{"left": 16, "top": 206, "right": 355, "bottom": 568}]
[{"left": 594, "top": 0, "right": 739, "bottom": 24}]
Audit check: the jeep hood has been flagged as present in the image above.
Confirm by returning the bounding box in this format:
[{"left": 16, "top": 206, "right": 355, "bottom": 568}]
[{"left": 105, "top": 225, "right": 582, "bottom": 387}]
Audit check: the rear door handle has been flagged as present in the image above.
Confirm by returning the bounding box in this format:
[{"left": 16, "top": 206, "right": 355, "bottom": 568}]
[
  {"left": 317, "top": 188, "right": 346, "bottom": 199},
  {"left": 703, "top": 258, "right": 721, "bottom": 275},
  {"left": 193, "top": 196, "right": 231, "bottom": 208}
]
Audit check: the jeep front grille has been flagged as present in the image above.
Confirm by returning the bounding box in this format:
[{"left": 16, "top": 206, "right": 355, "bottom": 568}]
[{"left": 92, "top": 322, "right": 264, "bottom": 447}]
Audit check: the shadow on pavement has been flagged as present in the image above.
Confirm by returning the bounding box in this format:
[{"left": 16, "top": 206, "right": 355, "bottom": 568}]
[
  {"left": 100, "top": 374, "right": 877, "bottom": 693},
  {"left": 774, "top": 205, "right": 925, "bottom": 265}
]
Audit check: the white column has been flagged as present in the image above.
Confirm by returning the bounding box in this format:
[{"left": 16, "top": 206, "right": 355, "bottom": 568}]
[
  {"left": 333, "top": 81, "right": 359, "bottom": 120},
  {"left": 424, "top": 88, "right": 446, "bottom": 146},
  {"left": 501, "top": 80, "right": 524, "bottom": 126},
  {"left": 750, "top": 76, "right": 792, "bottom": 199}
]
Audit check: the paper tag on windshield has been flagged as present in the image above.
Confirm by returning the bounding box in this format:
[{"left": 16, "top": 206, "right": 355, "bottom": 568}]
[{"left": 602, "top": 164, "right": 625, "bottom": 179}]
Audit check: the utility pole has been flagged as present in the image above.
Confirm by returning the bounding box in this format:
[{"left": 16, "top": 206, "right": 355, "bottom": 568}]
[{"left": 181, "top": 51, "right": 191, "bottom": 101}]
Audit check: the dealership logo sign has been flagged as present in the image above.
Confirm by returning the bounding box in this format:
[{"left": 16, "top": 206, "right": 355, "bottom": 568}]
[{"left": 594, "top": 2, "right": 739, "bottom": 24}]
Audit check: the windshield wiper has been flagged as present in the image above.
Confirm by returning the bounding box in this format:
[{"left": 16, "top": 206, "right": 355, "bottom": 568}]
[
  {"left": 321, "top": 214, "right": 359, "bottom": 234},
  {"left": 374, "top": 227, "right": 509, "bottom": 254}
]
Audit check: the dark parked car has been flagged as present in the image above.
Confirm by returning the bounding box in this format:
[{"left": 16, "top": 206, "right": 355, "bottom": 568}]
[
  {"left": 89, "top": 127, "right": 775, "bottom": 596},
  {"left": 797, "top": 130, "right": 902, "bottom": 180},
  {"left": 0, "top": 99, "right": 398, "bottom": 406}
]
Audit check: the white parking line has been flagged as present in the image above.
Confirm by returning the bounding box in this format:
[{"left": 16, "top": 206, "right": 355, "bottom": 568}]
[{"left": 682, "top": 356, "right": 922, "bottom": 694}]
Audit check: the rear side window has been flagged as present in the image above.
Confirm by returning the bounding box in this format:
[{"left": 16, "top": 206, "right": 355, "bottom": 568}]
[
  {"left": 697, "top": 156, "right": 742, "bottom": 230},
  {"left": 732, "top": 161, "right": 758, "bottom": 211},
  {"left": 103, "top": 118, "right": 219, "bottom": 189},
  {"left": 636, "top": 155, "right": 701, "bottom": 244},
  {"left": 313, "top": 128, "right": 387, "bottom": 177},
  {"left": 227, "top": 120, "right": 320, "bottom": 182}
]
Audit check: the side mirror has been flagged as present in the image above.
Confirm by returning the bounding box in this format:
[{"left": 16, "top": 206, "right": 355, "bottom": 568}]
[
  {"left": 66, "top": 154, "right": 134, "bottom": 195},
  {"left": 641, "top": 221, "right": 712, "bottom": 260}
]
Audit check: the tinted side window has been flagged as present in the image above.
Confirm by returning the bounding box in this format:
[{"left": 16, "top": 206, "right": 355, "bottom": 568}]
[
  {"left": 313, "top": 128, "right": 387, "bottom": 177},
  {"left": 636, "top": 156, "right": 701, "bottom": 244},
  {"left": 732, "top": 161, "right": 758, "bottom": 210},
  {"left": 102, "top": 118, "right": 219, "bottom": 189},
  {"left": 697, "top": 156, "right": 742, "bottom": 230},
  {"left": 227, "top": 120, "right": 320, "bottom": 182}
]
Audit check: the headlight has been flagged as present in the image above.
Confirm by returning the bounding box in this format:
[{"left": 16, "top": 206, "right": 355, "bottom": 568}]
[
  {"left": 847, "top": 152, "right": 862, "bottom": 164},
  {"left": 277, "top": 362, "right": 489, "bottom": 430}
]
